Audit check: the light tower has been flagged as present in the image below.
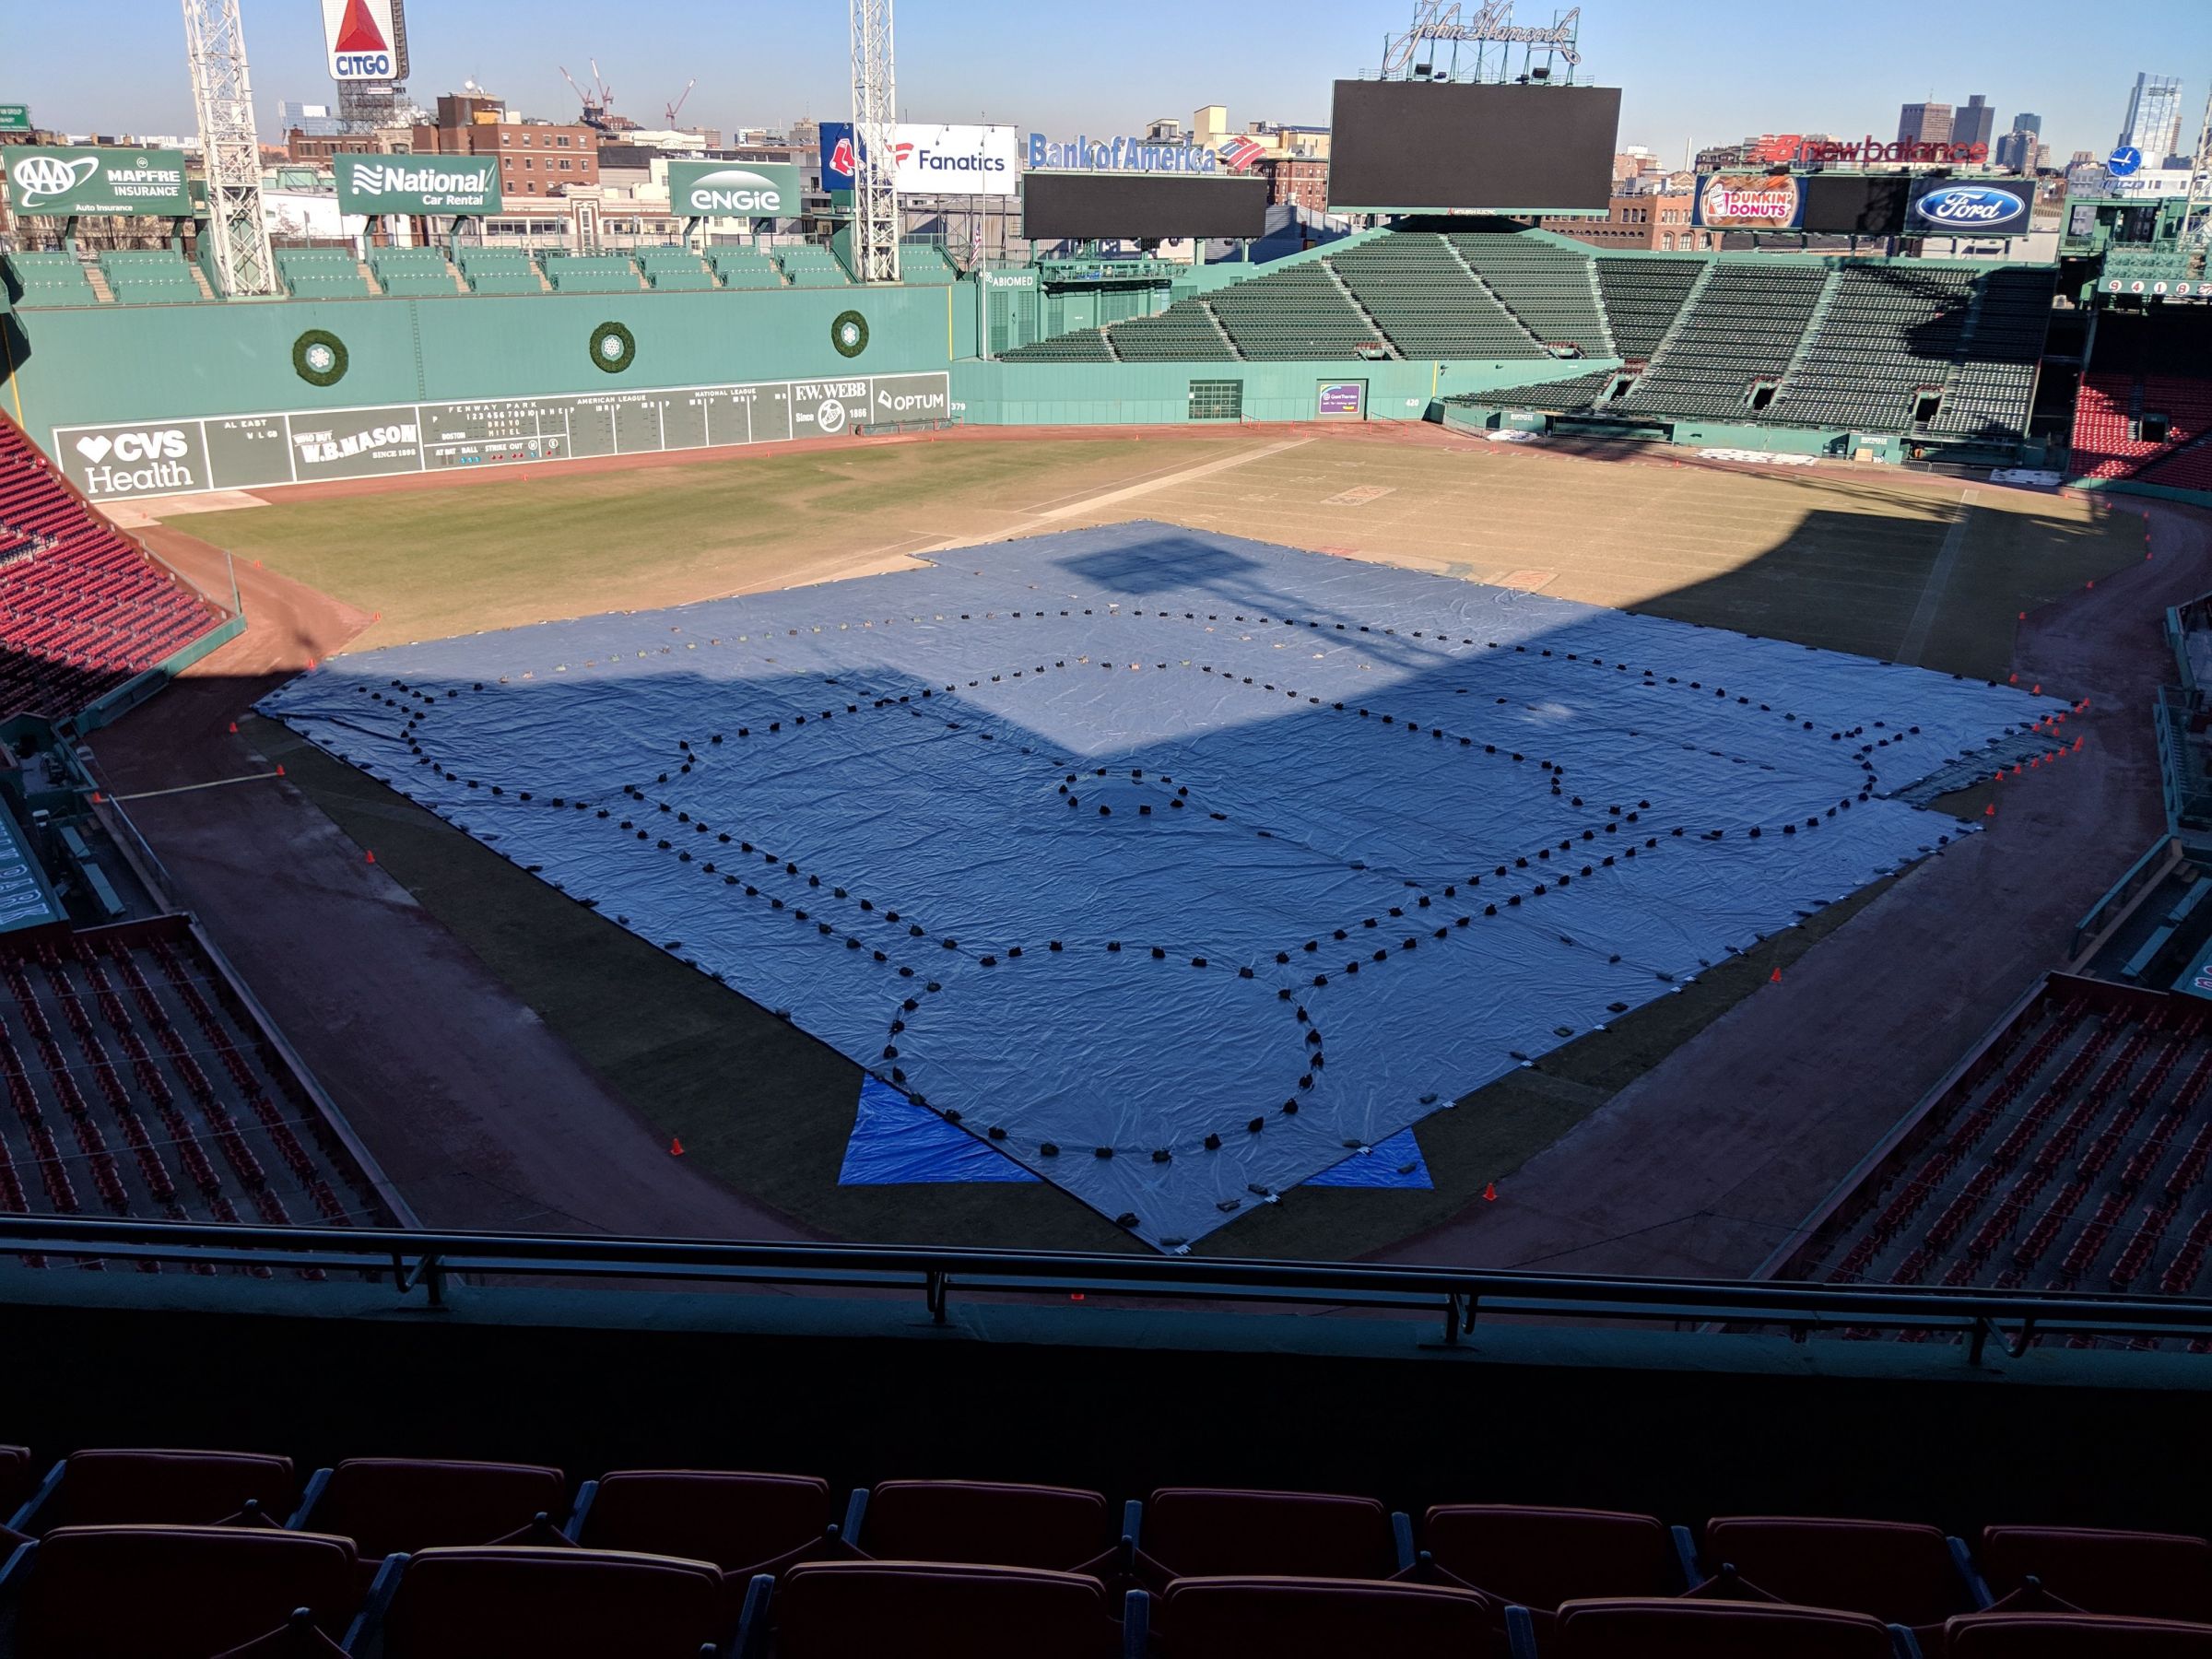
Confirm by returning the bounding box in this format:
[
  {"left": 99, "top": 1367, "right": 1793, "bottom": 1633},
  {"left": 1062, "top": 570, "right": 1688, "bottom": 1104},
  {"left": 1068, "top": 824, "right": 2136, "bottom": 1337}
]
[
  {"left": 849, "top": 0, "right": 900, "bottom": 284},
  {"left": 182, "top": 0, "right": 277, "bottom": 296}
]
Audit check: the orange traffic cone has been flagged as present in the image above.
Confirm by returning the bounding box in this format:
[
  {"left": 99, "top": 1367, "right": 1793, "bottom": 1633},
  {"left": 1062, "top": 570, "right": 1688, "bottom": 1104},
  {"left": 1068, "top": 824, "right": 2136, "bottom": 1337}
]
[
  {"left": 364, "top": 851, "right": 376, "bottom": 865},
  {"left": 1770, "top": 966, "right": 1783, "bottom": 984},
  {"left": 1985, "top": 804, "right": 1996, "bottom": 818},
  {"left": 669, "top": 1136, "right": 686, "bottom": 1157},
  {"left": 1482, "top": 1182, "right": 1498, "bottom": 1203}
]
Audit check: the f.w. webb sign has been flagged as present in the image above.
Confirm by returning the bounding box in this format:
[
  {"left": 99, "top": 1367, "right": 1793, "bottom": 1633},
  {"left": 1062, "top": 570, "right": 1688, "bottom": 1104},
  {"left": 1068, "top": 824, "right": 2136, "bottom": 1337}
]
[{"left": 335, "top": 154, "right": 501, "bottom": 215}]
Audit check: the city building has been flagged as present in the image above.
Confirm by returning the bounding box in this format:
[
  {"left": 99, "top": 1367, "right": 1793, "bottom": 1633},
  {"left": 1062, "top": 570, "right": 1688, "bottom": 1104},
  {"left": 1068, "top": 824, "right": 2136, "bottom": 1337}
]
[
  {"left": 1953, "top": 94, "right": 1995, "bottom": 153},
  {"left": 279, "top": 100, "right": 347, "bottom": 138},
  {"left": 1995, "top": 112, "right": 2042, "bottom": 172},
  {"left": 1898, "top": 101, "right": 1954, "bottom": 146},
  {"left": 1539, "top": 190, "right": 1711, "bottom": 252},
  {"left": 1259, "top": 155, "right": 1329, "bottom": 214},
  {"left": 2118, "top": 72, "right": 2186, "bottom": 165}
]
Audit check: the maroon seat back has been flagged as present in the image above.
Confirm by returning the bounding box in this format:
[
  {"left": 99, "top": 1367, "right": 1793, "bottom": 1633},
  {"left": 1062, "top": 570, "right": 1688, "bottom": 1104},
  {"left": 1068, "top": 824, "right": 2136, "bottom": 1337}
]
[
  {"left": 48, "top": 1449, "right": 295, "bottom": 1529},
  {"left": 1158, "top": 1576, "right": 1502, "bottom": 1656},
  {"left": 1143, "top": 1488, "right": 1395, "bottom": 1580},
  {"left": 576, "top": 1470, "right": 830, "bottom": 1573},
  {"left": 1551, "top": 1597, "right": 1896, "bottom": 1658},
  {"left": 311, "top": 1460, "right": 567, "bottom": 1560},
  {"left": 1424, "top": 1505, "right": 1674, "bottom": 1609},
  {"left": 380, "top": 1546, "right": 725, "bottom": 1659},
  {"left": 14, "top": 1524, "right": 357, "bottom": 1658},
  {"left": 1947, "top": 1614, "right": 2212, "bottom": 1655},
  {"left": 863, "top": 1481, "right": 1112, "bottom": 1571},
  {"left": 1701, "top": 1515, "right": 1971, "bottom": 1627},
  {"left": 775, "top": 1559, "right": 1117, "bottom": 1659},
  {"left": 1981, "top": 1527, "right": 2212, "bottom": 1624}
]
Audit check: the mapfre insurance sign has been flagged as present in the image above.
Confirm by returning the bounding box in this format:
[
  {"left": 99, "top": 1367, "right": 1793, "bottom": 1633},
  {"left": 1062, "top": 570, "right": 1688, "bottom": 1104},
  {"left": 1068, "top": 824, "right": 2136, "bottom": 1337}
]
[{"left": 322, "top": 0, "right": 400, "bottom": 80}]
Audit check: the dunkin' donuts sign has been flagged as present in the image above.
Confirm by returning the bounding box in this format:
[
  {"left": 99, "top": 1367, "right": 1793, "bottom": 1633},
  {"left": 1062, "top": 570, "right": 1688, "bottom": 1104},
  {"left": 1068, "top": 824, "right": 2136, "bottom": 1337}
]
[{"left": 1691, "top": 174, "right": 1805, "bottom": 230}]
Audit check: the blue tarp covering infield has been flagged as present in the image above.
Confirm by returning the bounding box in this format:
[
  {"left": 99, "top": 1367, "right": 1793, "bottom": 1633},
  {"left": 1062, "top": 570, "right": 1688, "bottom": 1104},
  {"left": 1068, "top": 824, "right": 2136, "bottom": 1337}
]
[{"left": 261, "top": 522, "right": 2056, "bottom": 1250}]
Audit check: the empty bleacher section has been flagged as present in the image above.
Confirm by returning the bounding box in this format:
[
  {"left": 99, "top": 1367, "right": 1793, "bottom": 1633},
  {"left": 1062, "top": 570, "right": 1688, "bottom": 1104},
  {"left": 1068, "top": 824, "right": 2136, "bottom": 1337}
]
[
  {"left": 1763, "top": 266, "right": 1975, "bottom": 433},
  {"left": 1000, "top": 327, "right": 1118, "bottom": 363},
  {"left": 897, "top": 242, "right": 961, "bottom": 286},
  {"left": 1611, "top": 264, "right": 1832, "bottom": 420},
  {"left": 1443, "top": 367, "right": 1621, "bottom": 418},
  {"left": 775, "top": 245, "right": 853, "bottom": 288},
  {"left": 0, "top": 917, "right": 396, "bottom": 1239},
  {"left": 1776, "top": 975, "right": 2212, "bottom": 1312},
  {"left": 1592, "top": 257, "right": 1706, "bottom": 362},
  {"left": 93, "top": 250, "right": 205, "bottom": 307},
  {"left": 2071, "top": 311, "right": 2212, "bottom": 493},
  {"left": 537, "top": 253, "right": 643, "bottom": 295},
  {"left": 634, "top": 246, "right": 715, "bottom": 292},
  {"left": 707, "top": 248, "right": 785, "bottom": 289},
  {"left": 1208, "top": 261, "right": 1383, "bottom": 360},
  {"left": 455, "top": 248, "right": 544, "bottom": 297},
  {"left": 1448, "top": 230, "right": 1613, "bottom": 356},
  {"left": 1331, "top": 233, "right": 1547, "bottom": 360},
  {"left": 1927, "top": 266, "right": 2054, "bottom": 443},
  {"left": 1, "top": 252, "right": 99, "bottom": 309},
  {"left": 0, "top": 416, "right": 228, "bottom": 724},
  {"left": 365, "top": 247, "right": 461, "bottom": 299},
  {"left": 274, "top": 247, "right": 372, "bottom": 300},
  {"left": 1095, "top": 299, "right": 1237, "bottom": 362},
  {"left": 2, "top": 1448, "right": 2209, "bottom": 1655}
]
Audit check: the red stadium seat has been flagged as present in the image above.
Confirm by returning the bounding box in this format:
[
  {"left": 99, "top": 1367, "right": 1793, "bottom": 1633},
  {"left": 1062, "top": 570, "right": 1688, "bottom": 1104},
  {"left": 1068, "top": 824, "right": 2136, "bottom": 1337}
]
[
  {"left": 765, "top": 1559, "right": 1121, "bottom": 1658},
  {"left": 851, "top": 1479, "right": 1123, "bottom": 1574},
  {"left": 1150, "top": 1575, "right": 1505, "bottom": 1656},
  {"left": 4, "top": 1524, "right": 358, "bottom": 1657},
  {"left": 1695, "top": 1514, "right": 1979, "bottom": 1632},
  {"left": 1544, "top": 1596, "right": 1900, "bottom": 1657},
  {"left": 1946, "top": 1613, "right": 2212, "bottom": 1655},
  {"left": 369, "top": 1544, "right": 731, "bottom": 1658},
  {"left": 292, "top": 1458, "right": 568, "bottom": 1589},
  {"left": 1138, "top": 1488, "right": 1404, "bottom": 1582},
  {"left": 568, "top": 1468, "right": 835, "bottom": 1578},
  {"left": 1979, "top": 1527, "right": 2212, "bottom": 1624},
  {"left": 1420, "top": 1503, "right": 1677, "bottom": 1621},
  {"left": 18, "top": 1447, "right": 296, "bottom": 1532}
]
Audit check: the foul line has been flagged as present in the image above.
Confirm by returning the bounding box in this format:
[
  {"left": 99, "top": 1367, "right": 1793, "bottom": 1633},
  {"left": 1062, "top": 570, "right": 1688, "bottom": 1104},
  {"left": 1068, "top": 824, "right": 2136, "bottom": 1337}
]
[
  {"left": 107, "top": 770, "right": 287, "bottom": 803},
  {"left": 1895, "top": 489, "right": 1977, "bottom": 665},
  {"left": 1030, "top": 436, "right": 1316, "bottom": 523}
]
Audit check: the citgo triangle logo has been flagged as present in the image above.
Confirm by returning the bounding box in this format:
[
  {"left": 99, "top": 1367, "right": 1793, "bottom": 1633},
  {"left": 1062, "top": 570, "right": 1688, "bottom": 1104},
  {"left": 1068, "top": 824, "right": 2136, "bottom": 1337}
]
[{"left": 334, "top": 0, "right": 388, "bottom": 53}]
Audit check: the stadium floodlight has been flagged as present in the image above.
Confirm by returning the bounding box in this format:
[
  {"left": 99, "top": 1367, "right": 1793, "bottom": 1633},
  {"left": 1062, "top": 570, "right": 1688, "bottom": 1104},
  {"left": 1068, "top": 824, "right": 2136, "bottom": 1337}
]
[
  {"left": 182, "top": 0, "right": 278, "bottom": 296},
  {"left": 849, "top": 0, "right": 901, "bottom": 283}
]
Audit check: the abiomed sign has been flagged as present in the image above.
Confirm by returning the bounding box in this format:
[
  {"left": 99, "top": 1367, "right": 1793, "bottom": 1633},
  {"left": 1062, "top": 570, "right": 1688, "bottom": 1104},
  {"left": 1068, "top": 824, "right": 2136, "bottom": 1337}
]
[
  {"left": 335, "top": 155, "right": 501, "bottom": 215},
  {"left": 2, "top": 147, "right": 191, "bottom": 216},
  {"left": 666, "top": 160, "right": 804, "bottom": 218},
  {"left": 49, "top": 371, "right": 952, "bottom": 502}
]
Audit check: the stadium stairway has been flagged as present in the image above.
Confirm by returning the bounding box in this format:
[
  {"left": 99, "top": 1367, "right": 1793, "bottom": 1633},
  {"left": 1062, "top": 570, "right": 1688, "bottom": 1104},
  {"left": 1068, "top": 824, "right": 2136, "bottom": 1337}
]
[{"left": 1, "top": 1451, "right": 2209, "bottom": 1654}]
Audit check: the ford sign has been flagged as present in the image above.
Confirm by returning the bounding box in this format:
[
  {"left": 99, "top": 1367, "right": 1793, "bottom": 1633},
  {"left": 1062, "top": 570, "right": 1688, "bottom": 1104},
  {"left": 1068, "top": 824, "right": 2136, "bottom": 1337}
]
[{"left": 1907, "top": 180, "right": 2032, "bottom": 235}]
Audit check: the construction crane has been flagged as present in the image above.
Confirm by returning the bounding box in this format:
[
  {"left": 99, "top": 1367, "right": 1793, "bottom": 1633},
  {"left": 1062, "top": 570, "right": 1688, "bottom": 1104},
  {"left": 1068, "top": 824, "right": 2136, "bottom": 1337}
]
[
  {"left": 557, "top": 60, "right": 616, "bottom": 130},
  {"left": 664, "top": 78, "right": 696, "bottom": 129}
]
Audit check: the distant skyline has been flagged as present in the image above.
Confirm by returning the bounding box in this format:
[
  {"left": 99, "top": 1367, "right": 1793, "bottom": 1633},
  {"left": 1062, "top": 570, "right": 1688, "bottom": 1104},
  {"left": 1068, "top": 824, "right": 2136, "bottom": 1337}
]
[{"left": 7, "top": 0, "right": 2210, "bottom": 168}]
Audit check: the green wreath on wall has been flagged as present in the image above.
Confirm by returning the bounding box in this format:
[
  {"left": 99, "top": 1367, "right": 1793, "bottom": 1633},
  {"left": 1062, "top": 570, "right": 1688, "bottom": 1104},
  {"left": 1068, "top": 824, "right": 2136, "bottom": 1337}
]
[
  {"left": 830, "top": 310, "right": 869, "bottom": 359},
  {"left": 291, "top": 328, "right": 349, "bottom": 388},
  {"left": 589, "top": 320, "right": 637, "bottom": 374}
]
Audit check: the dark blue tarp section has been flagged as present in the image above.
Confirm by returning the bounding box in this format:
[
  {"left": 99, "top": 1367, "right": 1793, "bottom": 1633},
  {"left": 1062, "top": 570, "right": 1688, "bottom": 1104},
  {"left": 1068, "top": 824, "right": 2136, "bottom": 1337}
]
[
  {"left": 263, "top": 522, "right": 2055, "bottom": 1251},
  {"left": 841, "top": 1075, "right": 1041, "bottom": 1184},
  {"left": 1303, "top": 1127, "right": 1432, "bottom": 1189}
]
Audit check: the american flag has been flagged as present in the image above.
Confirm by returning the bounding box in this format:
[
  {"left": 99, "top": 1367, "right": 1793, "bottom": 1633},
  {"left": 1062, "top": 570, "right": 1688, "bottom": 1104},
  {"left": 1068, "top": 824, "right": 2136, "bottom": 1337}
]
[{"left": 1218, "top": 135, "right": 1266, "bottom": 172}]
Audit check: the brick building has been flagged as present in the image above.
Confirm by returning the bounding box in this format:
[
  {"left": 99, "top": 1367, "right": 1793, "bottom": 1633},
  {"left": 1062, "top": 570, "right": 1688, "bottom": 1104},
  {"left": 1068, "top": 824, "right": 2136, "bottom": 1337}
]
[
  {"left": 1260, "top": 156, "right": 1330, "bottom": 214},
  {"left": 1539, "top": 191, "right": 1712, "bottom": 252}
]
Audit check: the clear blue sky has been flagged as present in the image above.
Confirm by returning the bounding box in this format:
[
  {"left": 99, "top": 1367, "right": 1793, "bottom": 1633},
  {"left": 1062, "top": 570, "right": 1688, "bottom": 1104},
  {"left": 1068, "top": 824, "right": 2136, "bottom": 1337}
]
[{"left": 8, "top": 0, "right": 2208, "bottom": 165}]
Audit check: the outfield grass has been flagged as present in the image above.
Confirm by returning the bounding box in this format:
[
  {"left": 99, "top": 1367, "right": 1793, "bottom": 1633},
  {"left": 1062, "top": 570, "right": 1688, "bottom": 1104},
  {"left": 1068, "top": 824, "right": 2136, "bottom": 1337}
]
[{"left": 192, "top": 430, "right": 2150, "bottom": 1256}]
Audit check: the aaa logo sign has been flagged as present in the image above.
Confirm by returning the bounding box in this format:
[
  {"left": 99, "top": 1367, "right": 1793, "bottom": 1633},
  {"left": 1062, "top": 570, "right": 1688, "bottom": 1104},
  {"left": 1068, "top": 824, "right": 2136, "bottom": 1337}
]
[{"left": 2, "top": 147, "right": 191, "bottom": 216}]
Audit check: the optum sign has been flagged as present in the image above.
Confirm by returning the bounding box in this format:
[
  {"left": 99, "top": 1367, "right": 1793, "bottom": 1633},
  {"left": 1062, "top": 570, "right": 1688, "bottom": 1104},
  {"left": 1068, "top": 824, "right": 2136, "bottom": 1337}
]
[{"left": 666, "top": 159, "right": 803, "bottom": 218}]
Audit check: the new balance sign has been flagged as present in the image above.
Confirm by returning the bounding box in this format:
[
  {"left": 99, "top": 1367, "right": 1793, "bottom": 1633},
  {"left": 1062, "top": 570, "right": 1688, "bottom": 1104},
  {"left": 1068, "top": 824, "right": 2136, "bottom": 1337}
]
[
  {"left": 335, "top": 154, "right": 500, "bottom": 215},
  {"left": 2, "top": 146, "right": 190, "bottom": 216},
  {"left": 667, "top": 160, "right": 803, "bottom": 218}
]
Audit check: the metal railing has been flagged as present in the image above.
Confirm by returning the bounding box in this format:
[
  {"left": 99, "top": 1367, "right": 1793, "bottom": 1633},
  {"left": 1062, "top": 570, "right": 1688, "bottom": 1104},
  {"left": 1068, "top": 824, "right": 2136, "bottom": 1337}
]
[{"left": 4, "top": 1215, "right": 2211, "bottom": 1364}]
